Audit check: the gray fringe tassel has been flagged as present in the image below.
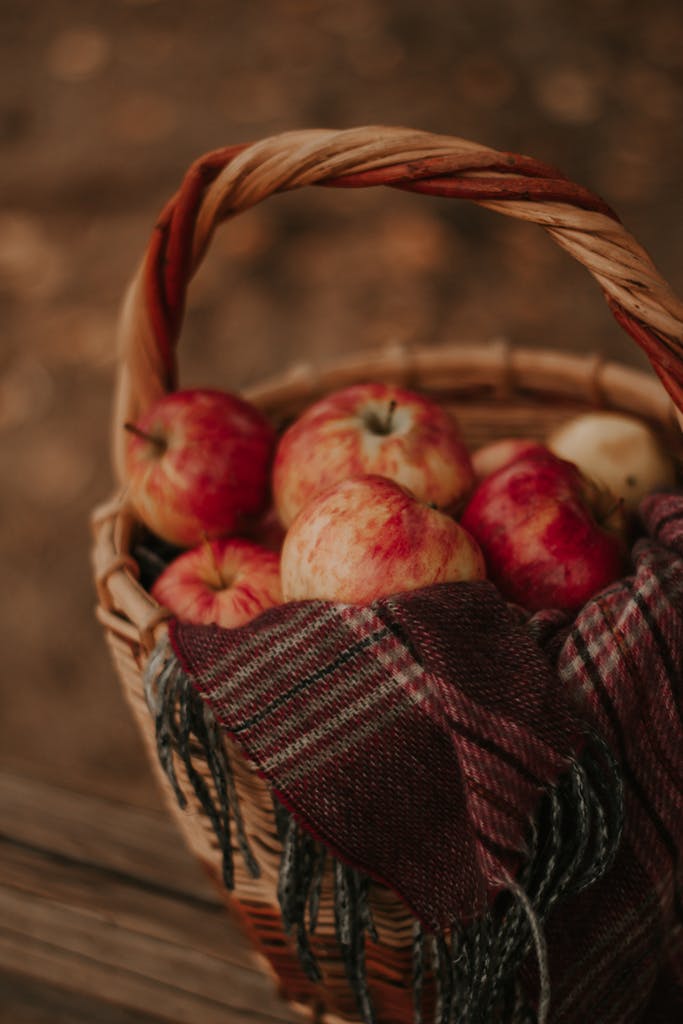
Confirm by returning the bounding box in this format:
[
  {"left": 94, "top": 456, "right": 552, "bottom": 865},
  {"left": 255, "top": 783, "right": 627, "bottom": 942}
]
[
  {"left": 412, "top": 732, "right": 624, "bottom": 1024},
  {"left": 144, "top": 641, "right": 260, "bottom": 890},
  {"left": 274, "top": 800, "right": 323, "bottom": 983},
  {"left": 145, "top": 641, "right": 624, "bottom": 1024},
  {"left": 333, "top": 859, "right": 377, "bottom": 1024}
]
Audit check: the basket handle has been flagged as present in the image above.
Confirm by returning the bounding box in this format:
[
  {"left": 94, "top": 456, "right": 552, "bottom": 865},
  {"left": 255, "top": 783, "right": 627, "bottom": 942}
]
[{"left": 112, "top": 126, "right": 683, "bottom": 480}]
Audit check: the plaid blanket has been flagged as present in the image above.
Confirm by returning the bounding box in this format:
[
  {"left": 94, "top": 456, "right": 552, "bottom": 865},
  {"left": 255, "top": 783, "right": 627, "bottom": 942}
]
[{"left": 147, "top": 492, "right": 683, "bottom": 1023}]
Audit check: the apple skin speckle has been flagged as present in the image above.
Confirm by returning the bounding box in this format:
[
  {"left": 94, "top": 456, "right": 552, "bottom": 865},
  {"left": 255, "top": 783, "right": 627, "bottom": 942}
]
[
  {"left": 281, "top": 474, "right": 485, "bottom": 605},
  {"left": 273, "top": 383, "right": 474, "bottom": 528},
  {"left": 152, "top": 537, "right": 282, "bottom": 628},
  {"left": 125, "top": 388, "right": 276, "bottom": 548}
]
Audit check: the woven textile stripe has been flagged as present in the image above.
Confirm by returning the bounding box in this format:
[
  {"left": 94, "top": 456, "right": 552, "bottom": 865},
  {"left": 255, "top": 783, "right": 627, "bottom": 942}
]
[
  {"left": 559, "top": 507, "right": 683, "bottom": 905},
  {"left": 172, "top": 582, "right": 587, "bottom": 933},
  {"left": 527, "top": 492, "right": 683, "bottom": 1022}
]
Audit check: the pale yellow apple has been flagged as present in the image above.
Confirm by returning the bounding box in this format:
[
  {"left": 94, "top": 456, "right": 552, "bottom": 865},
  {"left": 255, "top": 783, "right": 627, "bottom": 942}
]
[{"left": 547, "top": 411, "right": 676, "bottom": 512}]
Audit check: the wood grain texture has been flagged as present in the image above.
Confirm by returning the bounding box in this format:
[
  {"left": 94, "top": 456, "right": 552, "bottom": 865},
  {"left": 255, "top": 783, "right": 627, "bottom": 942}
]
[
  {"left": 0, "top": 770, "right": 300, "bottom": 1024},
  {"left": 0, "top": 969, "right": 173, "bottom": 1024}
]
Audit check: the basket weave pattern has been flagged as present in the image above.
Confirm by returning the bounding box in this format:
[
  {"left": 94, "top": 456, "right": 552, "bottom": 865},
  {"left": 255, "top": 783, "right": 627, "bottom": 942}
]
[{"left": 91, "top": 127, "right": 683, "bottom": 1024}]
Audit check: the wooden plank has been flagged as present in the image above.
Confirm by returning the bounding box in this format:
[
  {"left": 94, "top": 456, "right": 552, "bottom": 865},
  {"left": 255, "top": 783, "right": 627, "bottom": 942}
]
[
  {"left": 0, "top": 771, "right": 302, "bottom": 1023},
  {"left": 0, "top": 838, "right": 256, "bottom": 970},
  {"left": 0, "top": 927, "right": 292, "bottom": 1024},
  {"left": 0, "top": 770, "right": 215, "bottom": 902},
  {"left": 0, "top": 968, "right": 172, "bottom": 1024}
]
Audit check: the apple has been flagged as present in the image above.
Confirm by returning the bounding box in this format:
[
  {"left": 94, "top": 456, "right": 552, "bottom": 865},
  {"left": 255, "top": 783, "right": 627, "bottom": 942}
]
[
  {"left": 460, "top": 449, "right": 626, "bottom": 613},
  {"left": 547, "top": 411, "right": 677, "bottom": 513},
  {"left": 281, "top": 474, "right": 486, "bottom": 605},
  {"left": 124, "top": 388, "right": 276, "bottom": 548},
  {"left": 272, "top": 383, "right": 475, "bottom": 528},
  {"left": 151, "top": 537, "right": 282, "bottom": 628},
  {"left": 472, "top": 438, "right": 547, "bottom": 480}
]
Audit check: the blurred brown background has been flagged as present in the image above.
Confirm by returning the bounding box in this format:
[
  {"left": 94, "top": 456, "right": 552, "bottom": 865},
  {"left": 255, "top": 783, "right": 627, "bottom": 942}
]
[{"left": 0, "top": 0, "right": 682, "bottom": 1015}]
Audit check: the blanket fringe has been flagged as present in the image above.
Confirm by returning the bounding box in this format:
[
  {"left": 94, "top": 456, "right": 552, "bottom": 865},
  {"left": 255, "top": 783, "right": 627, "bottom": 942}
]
[
  {"left": 144, "top": 639, "right": 623, "bottom": 1024},
  {"left": 144, "top": 642, "right": 260, "bottom": 889}
]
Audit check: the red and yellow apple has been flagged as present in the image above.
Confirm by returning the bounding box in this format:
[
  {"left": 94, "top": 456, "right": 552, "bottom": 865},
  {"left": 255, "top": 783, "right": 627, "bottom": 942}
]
[
  {"left": 152, "top": 537, "right": 282, "bottom": 628},
  {"left": 124, "top": 388, "right": 276, "bottom": 548},
  {"left": 281, "top": 474, "right": 486, "bottom": 605},
  {"left": 461, "top": 449, "right": 626, "bottom": 613},
  {"left": 272, "top": 383, "right": 475, "bottom": 528}
]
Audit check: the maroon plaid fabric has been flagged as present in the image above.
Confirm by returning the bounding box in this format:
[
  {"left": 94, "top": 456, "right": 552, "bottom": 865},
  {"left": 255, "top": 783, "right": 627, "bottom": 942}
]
[
  {"left": 539, "top": 492, "right": 683, "bottom": 1022},
  {"left": 171, "top": 583, "right": 586, "bottom": 930},
  {"left": 168, "top": 492, "right": 683, "bottom": 1022}
]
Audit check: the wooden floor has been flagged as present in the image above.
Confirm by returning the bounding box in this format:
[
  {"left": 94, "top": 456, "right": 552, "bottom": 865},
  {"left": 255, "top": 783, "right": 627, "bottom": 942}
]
[{"left": 0, "top": 770, "right": 300, "bottom": 1024}]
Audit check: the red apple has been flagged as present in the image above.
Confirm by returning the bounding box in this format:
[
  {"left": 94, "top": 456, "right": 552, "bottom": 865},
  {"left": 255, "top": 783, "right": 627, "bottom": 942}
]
[
  {"left": 272, "top": 383, "right": 475, "bottom": 528},
  {"left": 281, "top": 474, "right": 486, "bottom": 605},
  {"left": 124, "top": 388, "right": 276, "bottom": 548},
  {"left": 460, "top": 449, "right": 626, "bottom": 613},
  {"left": 152, "top": 537, "right": 282, "bottom": 628},
  {"left": 472, "top": 438, "right": 547, "bottom": 480}
]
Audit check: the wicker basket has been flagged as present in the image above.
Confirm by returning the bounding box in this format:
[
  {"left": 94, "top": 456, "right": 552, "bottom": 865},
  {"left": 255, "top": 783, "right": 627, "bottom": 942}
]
[{"left": 90, "top": 127, "right": 683, "bottom": 1024}]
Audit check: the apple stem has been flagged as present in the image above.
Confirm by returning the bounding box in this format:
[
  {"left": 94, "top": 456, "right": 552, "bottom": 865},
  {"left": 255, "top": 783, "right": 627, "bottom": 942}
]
[
  {"left": 363, "top": 400, "right": 398, "bottom": 436},
  {"left": 202, "top": 536, "right": 227, "bottom": 590},
  {"left": 123, "top": 421, "right": 166, "bottom": 452},
  {"left": 598, "top": 496, "right": 625, "bottom": 531}
]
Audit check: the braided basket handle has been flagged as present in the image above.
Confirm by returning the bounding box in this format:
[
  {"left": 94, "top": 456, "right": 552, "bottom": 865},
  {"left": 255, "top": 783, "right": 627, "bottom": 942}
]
[{"left": 113, "top": 126, "right": 683, "bottom": 480}]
